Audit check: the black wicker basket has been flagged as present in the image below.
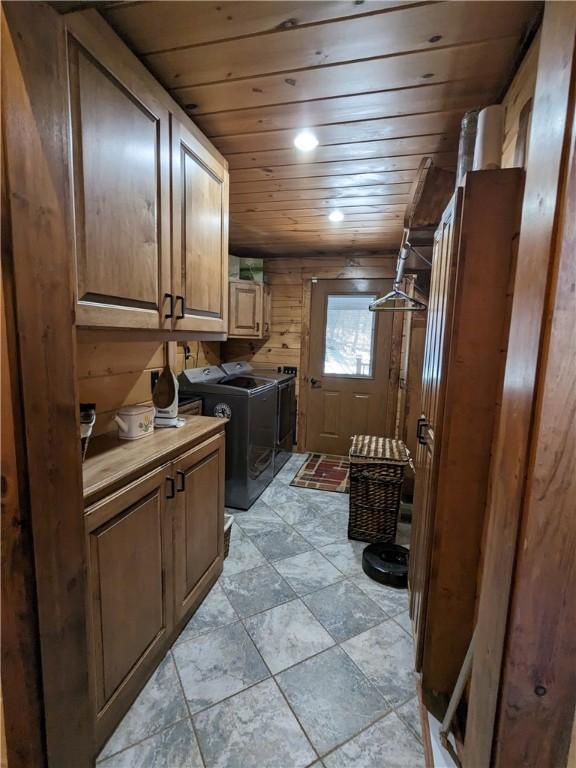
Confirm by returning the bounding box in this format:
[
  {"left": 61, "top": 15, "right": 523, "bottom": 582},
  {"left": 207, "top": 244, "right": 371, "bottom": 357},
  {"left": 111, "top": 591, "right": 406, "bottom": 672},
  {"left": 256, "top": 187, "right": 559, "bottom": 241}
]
[{"left": 348, "top": 435, "right": 410, "bottom": 543}]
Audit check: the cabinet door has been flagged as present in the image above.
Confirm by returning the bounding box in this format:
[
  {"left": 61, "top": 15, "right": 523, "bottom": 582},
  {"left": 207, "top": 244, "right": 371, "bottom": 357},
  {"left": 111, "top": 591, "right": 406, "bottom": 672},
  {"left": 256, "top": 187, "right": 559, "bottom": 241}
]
[
  {"left": 229, "top": 281, "right": 263, "bottom": 337},
  {"left": 173, "top": 433, "right": 225, "bottom": 621},
  {"left": 66, "top": 18, "right": 171, "bottom": 330},
  {"left": 409, "top": 189, "right": 462, "bottom": 669},
  {"left": 85, "top": 465, "right": 173, "bottom": 741},
  {"left": 172, "top": 119, "right": 229, "bottom": 334}
]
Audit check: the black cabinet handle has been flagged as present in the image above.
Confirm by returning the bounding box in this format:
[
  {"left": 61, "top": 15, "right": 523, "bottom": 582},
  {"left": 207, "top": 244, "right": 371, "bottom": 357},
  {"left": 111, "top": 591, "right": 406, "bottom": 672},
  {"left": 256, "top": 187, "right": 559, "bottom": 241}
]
[
  {"left": 176, "top": 470, "right": 186, "bottom": 492},
  {"left": 164, "top": 293, "right": 174, "bottom": 320},
  {"left": 417, "top": 416, "right": 429, "bottom": 445},
  {"left": 176, "top": 295, "right": 185, "bottom": 320},
  {"left": 166, "top": 476, "right": 176, "bottom": 499}
]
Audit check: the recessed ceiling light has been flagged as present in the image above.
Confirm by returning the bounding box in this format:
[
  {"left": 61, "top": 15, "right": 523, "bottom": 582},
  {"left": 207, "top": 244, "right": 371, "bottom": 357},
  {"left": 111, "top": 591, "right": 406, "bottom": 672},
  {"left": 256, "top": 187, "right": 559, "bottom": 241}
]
[
  {"left": 294, "top": 131, "right": 319, "bottom": 151},
  {"left": 329, "top": 210, "right": 344, "bottom": 222}
]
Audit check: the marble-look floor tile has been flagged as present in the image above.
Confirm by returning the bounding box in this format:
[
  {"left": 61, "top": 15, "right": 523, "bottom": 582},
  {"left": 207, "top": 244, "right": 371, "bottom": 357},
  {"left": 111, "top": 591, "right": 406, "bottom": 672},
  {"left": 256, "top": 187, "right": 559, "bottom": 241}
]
[
  {"left": 220, "top": 563, "right": 296, "bottom": 618},
  {"left": 98, "top": 653, "right": 187, "bottom": 761},
  {"left": 351, "top": 574, "right": 409, "bottom": 617},
  {"left": 394, "top": 609, "right": 412, "bottom": 636},
  {"left": 223, "top": 525, "right": 267, "bottom": 576},
  {"left": 98, "top": 719, "right": 203, "bottom": 768},
  {"left": 396, "top": 696, "right": 422, "bottom": 742},
  {"left": 276, "top": 646, "right": 389, "bottom": 755},
  {"left": 193, "top": 678, "right": 317, "bottom": 768},
  {"left": 173, "top": 622, "right": 269, "bottom": 713},
  {"left": 273, "top": 550, "right": 344, "bottom": 596},
  {"left": 244, "top": 599, "right": 334, "bottom": 674},
  {"left": 232, "top": 500, "right": 285, "bottom": 537},
  {"left": 317, "top": 540, "right": 366, "bottom": 576},
  {"left": 250, "top": 521, "right": 314, "bottom": 561},
  {"left": 294, "top": 512, "right": 349, "bottom": 548},
  {"left": 323, "top": 712, "right": 424, "bottom": 768},
  {"left": 302, "top": 581, "right": 386, "bottom": 642},
  {"left": 175, "top": 583, "right": 237, "bottom": 645},
  {"left": 261, "top": 483, "right": 328, "bottom": 526},
  {"left": 341, "top": 621, "right": 418, "bottom": 708}
]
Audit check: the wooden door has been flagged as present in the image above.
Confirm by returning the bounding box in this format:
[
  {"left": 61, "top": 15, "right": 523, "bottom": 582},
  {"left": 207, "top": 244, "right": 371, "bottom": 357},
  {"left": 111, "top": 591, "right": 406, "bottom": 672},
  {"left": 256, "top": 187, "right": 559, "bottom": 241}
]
[
  {"left": 84, "top": 465, "right": 173, "bottom": 742},
  {"left": 409, "top": 190, "right": 462, "bottom": 668},
  {"left": 306, "top": 278, "right": 394, "bottom": 455},
  {"left": 173, "top": 433, "right": 224, "bottom": 621},
  {"left": 228, "top": 281, "right": 263, "bottom": 337},
  {"left": 172, "top": 118, "right": 229, "bottom": 334},
  {"left": 66, "top": 19, "right": 171, "bottom": 330}
]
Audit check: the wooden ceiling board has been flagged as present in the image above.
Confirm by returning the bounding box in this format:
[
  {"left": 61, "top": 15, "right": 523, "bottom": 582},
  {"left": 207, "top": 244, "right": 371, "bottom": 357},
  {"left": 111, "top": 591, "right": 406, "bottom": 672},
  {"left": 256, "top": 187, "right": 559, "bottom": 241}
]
[
  {"left": 144, "top": 2, "right": 537, "bottom": 89},
  {"left": 170, "top": 37, "right": 522, "bottom": 113},
  {"left": 87, "top": 0, "right": 541, "bottom": 255},
  {"left": 214, "top": 110, "right": 463, "bottom": 154},
  {"left": 232, "top": 217, "right": 406, "bottom": 230},
  {"left": 231, "top": 188, "right": 409, "bottom": 204},
  {"left": 196, "top": 79, "right": 500, "bottom": 137},
  {"left": 232, "top": 208, "right": 405, "bottom": 220},
  {"left": 230, "top": 199, "right": 408, "bottom": 213},
  {"left": 229, "top": 152, "right": 457, "bottom": 182},
  {"left": 230, "top": 177, "right": 413, "bottom": 194},
  {"left": 103, "top": 1, "right": 416, "bottom": 54},
  {"left": 226, "top": 135, "right": 458, "bottom": 170}
]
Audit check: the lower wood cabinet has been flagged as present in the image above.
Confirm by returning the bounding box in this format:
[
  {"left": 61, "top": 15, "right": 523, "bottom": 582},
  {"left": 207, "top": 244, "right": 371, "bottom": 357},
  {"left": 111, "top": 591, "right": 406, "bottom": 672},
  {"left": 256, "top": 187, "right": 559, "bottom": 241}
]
[
  {"left": 174, "top": 436, "right": 224, "bottom": 621},
  {"left": 84, "top": 431, "right": 225, "bottom": 749}
]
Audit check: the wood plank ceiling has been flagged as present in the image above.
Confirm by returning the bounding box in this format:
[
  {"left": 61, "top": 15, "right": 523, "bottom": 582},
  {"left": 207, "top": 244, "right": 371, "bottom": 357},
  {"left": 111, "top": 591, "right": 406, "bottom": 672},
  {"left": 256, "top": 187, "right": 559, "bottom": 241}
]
[{"left": 77, "top": 1, "right": 540, "bottom": 257}]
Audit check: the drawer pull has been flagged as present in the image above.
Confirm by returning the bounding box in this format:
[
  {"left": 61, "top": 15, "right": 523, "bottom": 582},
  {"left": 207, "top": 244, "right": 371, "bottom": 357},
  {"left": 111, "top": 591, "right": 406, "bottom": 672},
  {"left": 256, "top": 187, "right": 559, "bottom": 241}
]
[
  {"left": 176, "top": 470, "right": 186, "bottom": 492},
  {"left": 164, "top": 293, "right": 174, "bottom": 320},
  {"left": 166, "top": 476, "right": 176, "bottom": 499}
]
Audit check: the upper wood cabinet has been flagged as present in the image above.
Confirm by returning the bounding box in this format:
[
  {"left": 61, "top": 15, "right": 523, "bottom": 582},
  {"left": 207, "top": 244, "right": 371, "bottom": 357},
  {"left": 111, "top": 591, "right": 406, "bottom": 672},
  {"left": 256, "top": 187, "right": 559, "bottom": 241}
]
[
  {"left": 67, "top": 24, "right": 172, "bottom": 330},
  {"left": 172, "top": 118, "right": 229, "bottom": 334},
  {"left": 228, "top": 280, "right": 271, "bottom": 338},
  {"left": 65, "top": 12, "right": 229, "bottom": 334}
]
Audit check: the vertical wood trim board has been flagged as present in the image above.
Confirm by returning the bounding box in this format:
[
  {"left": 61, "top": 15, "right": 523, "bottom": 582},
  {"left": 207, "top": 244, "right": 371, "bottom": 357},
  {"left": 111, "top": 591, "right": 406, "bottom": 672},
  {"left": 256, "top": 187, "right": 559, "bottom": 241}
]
[
  {"left": 465, "top": 4, "right": 576, "bottom": 766},
  {"left": 2, "top": 4, "right": 92, "bottom": 765},
  {"left": 493, "top": 50, "right": 576, "bottom": 768}
]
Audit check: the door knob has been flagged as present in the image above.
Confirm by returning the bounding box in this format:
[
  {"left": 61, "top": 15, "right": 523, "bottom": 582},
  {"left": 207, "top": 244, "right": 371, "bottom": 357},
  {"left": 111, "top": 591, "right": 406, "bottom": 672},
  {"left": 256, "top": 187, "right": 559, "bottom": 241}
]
[
  {"left": 310, "top": 377, "right": 321, "bottom": 388},
  {"left": 416, "top": 416, "right": 429, "bottom": 445}
]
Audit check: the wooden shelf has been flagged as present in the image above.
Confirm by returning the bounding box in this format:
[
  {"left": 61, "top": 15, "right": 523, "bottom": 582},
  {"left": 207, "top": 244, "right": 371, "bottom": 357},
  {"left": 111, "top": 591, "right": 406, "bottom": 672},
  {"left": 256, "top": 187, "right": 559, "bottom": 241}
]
[{"left": 83, "top": 415, "right": 226, "bottom": 505}]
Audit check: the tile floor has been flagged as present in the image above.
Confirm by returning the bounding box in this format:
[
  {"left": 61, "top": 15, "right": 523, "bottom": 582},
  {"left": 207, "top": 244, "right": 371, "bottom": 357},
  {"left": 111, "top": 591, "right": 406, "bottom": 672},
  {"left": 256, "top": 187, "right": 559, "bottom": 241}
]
[{"left": 97, "top": 453, "right": 424, "bottom": 768}]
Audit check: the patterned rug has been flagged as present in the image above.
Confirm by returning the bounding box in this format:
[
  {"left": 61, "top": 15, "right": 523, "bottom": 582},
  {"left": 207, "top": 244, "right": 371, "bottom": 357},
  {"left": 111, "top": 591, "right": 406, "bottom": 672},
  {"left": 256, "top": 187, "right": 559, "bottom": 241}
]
[{"left": 291, "top": 453, "right": 350, "bottom": 493}]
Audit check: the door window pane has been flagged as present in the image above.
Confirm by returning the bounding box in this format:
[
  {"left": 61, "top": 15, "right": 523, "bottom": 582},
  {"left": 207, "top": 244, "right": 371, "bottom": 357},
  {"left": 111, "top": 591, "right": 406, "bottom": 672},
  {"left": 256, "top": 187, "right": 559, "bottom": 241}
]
[{"left": 323, "top": 294, "right": 376, "bottom": 376}]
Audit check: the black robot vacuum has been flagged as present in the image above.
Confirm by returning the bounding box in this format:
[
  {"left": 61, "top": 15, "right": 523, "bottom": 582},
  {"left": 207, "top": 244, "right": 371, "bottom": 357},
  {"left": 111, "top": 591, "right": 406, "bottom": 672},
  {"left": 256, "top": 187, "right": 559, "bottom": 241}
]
[{"left": 362, "top": 543, "right": 409, "bottom": 588}]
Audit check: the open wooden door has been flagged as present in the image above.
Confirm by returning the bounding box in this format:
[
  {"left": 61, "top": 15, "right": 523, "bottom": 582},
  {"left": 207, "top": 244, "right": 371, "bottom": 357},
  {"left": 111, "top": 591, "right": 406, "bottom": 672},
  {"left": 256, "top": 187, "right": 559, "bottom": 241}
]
[{"left": 409, "top": 189, "right": 462, "bottom": 668}]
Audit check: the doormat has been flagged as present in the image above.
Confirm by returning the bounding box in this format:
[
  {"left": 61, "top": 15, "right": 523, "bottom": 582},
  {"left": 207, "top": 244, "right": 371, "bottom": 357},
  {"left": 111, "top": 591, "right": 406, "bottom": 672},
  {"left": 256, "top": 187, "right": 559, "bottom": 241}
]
[{"left": 291, "top": 453, "right": 350, "bottom": 493}]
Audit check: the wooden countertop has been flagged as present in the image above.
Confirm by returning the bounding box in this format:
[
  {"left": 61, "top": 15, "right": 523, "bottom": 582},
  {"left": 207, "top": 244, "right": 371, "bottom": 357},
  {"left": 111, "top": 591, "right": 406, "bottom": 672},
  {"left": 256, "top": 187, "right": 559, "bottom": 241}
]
[{"left": 83, "top": 415, "right": 226, "bottom": 506}]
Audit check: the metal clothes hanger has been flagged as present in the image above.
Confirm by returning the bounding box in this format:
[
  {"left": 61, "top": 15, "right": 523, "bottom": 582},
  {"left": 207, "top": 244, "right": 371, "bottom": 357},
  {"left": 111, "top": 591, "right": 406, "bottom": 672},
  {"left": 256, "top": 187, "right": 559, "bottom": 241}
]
[{"left": 369, "top": 242, "right": 430, "bottom": 312}]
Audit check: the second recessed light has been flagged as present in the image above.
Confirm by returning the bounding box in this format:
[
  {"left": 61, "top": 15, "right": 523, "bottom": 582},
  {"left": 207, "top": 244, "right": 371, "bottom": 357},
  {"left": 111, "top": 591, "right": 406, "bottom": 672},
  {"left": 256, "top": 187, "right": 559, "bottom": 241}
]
[
  {"left": 294, "top": 130, "right": 319, "bottom": 151},
  {"left": 329, "top": 210, "right": 344, "bottom": 222}
]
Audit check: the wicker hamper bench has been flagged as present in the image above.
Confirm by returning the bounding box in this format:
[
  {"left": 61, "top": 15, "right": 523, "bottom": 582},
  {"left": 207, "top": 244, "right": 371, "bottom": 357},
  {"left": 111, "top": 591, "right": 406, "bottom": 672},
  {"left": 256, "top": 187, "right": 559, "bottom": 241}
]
[{"left": 348, "top": 434, "right": 411, "bottom": 543}]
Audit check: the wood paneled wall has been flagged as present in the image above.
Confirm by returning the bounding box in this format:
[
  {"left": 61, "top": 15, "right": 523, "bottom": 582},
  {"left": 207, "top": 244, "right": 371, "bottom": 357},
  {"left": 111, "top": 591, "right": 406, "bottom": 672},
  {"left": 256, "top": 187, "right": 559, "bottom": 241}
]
[
  {"left": 77, "top": 340, "right": 220, "bottom": 436},
  {"left": 502, "top": 31, "right": 540, "bottom": 168}
]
